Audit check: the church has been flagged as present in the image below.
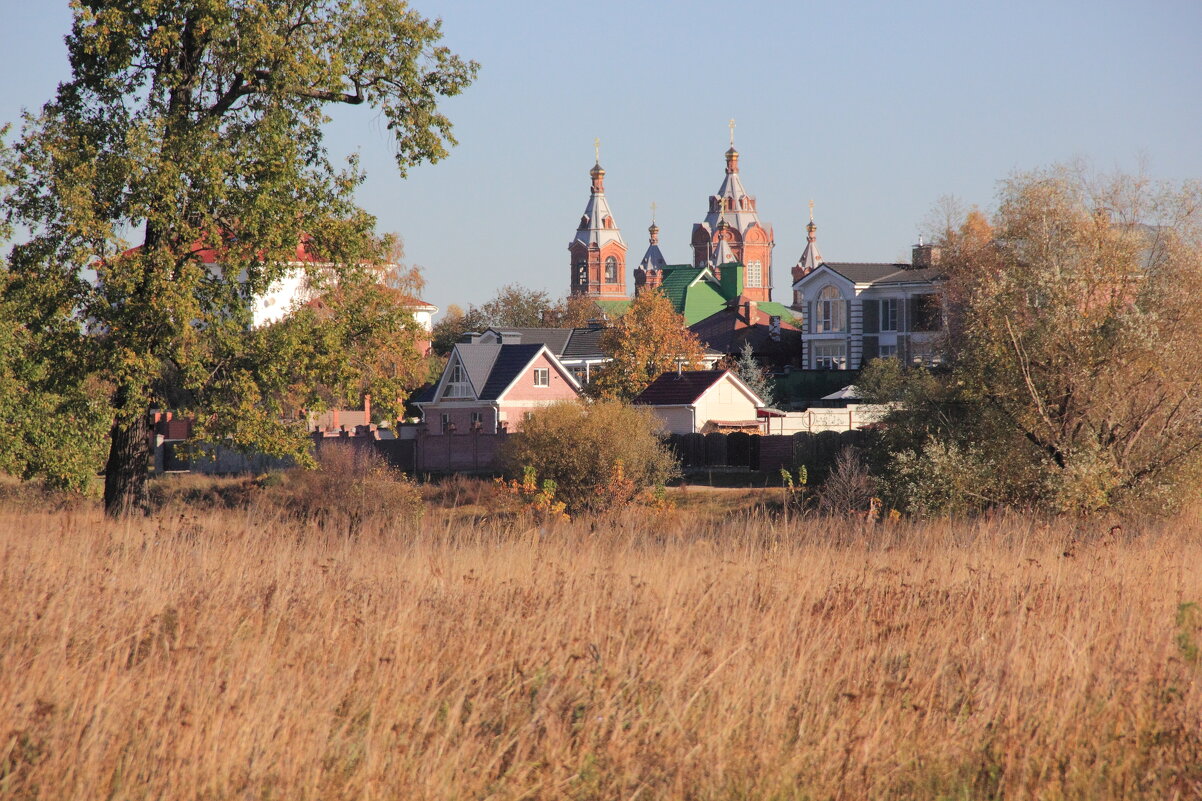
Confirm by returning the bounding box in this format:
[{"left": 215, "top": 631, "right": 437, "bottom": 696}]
[
  {"left": 568, "top": 129, "right": 778, "bottom": 307},
  {"left": 566, "top": 133, "right": 948, "bottom": 372}
]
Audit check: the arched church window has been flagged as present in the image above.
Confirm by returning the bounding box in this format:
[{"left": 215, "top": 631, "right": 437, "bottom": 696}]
[
  {"left": 605, "top": 256, "right": 618, "bottom": 283},
  {"left": 575, "top": 260, "right": 588, "bottom": 285},
  {"left": 817, "top": 285, "right": 846, "bottom": 333}
]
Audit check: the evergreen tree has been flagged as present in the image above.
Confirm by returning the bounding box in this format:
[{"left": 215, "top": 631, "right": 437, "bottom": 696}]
[{"left": 732, "top": 341, "right": 776, "bottom": 406}]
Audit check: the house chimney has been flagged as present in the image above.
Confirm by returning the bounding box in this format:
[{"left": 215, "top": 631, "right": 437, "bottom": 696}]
[
  {"left": 363, "top": 394, "right": 371, "bottom": 424},
  {"left": 331, "top": 408, "right": 339, "bottom": 431},
  {"left": 912, "top": 242, "right": 942, "bottom": 269}
]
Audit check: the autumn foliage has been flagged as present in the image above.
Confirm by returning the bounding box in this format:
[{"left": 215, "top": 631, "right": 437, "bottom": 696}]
[{"left": 588, "top": 288, "right": 706, "bottom": 400}]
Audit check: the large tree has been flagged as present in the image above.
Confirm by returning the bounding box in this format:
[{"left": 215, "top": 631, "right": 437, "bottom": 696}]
[
  {"left": 865, "top": 167, "right": 1202, "bottom": 514},
  {"left": 1, "top": 1, "right": 476, "bottom": 514},
  {"left": 588, "top": 288, "right": 706, "bottom": 401},
  {"left": 429, "top": 284, "right": 603, "bottom": 356}
]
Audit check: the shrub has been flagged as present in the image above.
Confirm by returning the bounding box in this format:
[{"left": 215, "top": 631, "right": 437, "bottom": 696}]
[
  {"left": 274, "top": 444, "right": 422, "bottom": 536},
  {"left": 499, "top": 400, "right": 678, "bottom": 515},
  {"left": 816, "top": 447, "right": 876, "bottom": 516}
]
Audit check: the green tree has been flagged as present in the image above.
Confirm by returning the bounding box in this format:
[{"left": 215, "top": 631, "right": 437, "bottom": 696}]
[
  {"left": 499, "top": 399, "right": 678, "bottom": 515},
  {"left": 429, "top": 284, "right": 603, "bottom": 357},
  {"left": 1, "top": 1, "right": 476, "bottom": 514},
  {"left": 588, "top": 288, "right": 706, "bottom": 401}
]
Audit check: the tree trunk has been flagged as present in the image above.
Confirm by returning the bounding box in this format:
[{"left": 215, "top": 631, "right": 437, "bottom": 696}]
[{"left": 103, "top": 401, "right": 152, "bottom": 517}]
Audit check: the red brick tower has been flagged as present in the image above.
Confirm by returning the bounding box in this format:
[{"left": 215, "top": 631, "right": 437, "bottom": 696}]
[
  {"left": 569, "top": 147, "right": 627, "bottom": 299},
  {"left": 690, "top": 123, "right": 775, "bottom": 301}
]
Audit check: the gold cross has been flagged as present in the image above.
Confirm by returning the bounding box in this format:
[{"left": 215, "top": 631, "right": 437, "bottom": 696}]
[
  {"left": 650, "top": 201, "right": 657, "bottom": 223},
  {"left": 728, "top": 118, "right": 736, "bottom": 147},
  {"left": 809, "top": 199, "right": 815, "bottom": 222},
  {"left": 594, "top": 137, "right": 600, "bottom": 162}
]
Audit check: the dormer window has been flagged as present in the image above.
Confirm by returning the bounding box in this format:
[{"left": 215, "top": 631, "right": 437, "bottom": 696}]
[{"left": 444, "top": 361, "right": 472, "bottom": 398}]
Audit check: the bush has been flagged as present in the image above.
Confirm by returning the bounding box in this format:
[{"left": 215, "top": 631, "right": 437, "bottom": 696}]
[
  {"left": 882, "top": 438, "right": 999, "bottom": 518},
  {"left": 816, "top": 447, "right": 876, "bottom": 516},
  {"left": 499, "top": 400, "right": 678, "bottom": 515},
  {"left": 273, "top": 444, "right": 422, "bottom": 536}
]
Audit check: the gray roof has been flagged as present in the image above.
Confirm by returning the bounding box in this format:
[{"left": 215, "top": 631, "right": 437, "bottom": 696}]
[
  {"left": 453, "top": 343, "right": 501, "bottom": 395},
  {"left": 443, "top": 342, "right": 554, "bottom": 401},
  {"left": 562, "top": 327, "right": 607, "bottom": 358},
  {"left": 571, "top": 162, "right": 625, "bottom": 249},
  {"left": 478, "top": 344, "right": 546, "bottom": 401},
  {"left": 488, "top": 327, "right": 574, "bottom": 355},
  {"left": 820, "top": 262, "right": 945, "bottom": 286}
]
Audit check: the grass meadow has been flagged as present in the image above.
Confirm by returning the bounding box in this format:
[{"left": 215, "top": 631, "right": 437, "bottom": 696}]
[{"left": 3, "top": 481, "right": 1202, "bottom": 799}]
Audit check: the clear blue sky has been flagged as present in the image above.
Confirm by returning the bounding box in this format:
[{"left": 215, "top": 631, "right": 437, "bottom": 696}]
[{"left": 3, "top": 0, "right": 1200, "bottom": 316}]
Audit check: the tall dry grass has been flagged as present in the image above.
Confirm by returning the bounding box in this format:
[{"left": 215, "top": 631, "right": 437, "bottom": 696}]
[{"left": 3, "top": 499, "right": 1202, "bottom": 799}]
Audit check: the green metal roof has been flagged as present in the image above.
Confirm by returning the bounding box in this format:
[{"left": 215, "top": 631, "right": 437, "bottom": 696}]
[
  {"left": 593, "top": 299, "right": 632, "bottom": 317},
  {"left": 656, "top": 265, "right": 730, "bottom": 326},
  {"left": 756, "top": 301, "right": 800, "bottom": 320}
]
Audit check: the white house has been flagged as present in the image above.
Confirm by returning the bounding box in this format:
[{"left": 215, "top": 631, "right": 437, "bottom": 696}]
[
  {"left": 632, "top": 369, "right": 766, "bottom": 434},
  {"left": 791, "top": 243, "right": 945, "bottom": 370}
]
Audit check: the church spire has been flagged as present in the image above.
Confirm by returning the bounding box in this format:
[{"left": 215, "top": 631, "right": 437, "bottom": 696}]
[
  {"left": 793, "top": 200, "right": 824, "bottom": 282},
  {"left": 691, "top": 123, "right": 775, "bottom": 301},
  {"left": 639, "top": 204, "right": 666, "bottom": 271},
  {"left": 634, "top": 203, "right": 666, "bottom": 294},
  {"left": 569, "top": 141, "right": 627, "bottom": 299}
]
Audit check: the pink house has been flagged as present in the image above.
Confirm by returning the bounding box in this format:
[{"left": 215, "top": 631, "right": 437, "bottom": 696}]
[{"left": 414, "top": 332, "right": 582, "bottom": 434}]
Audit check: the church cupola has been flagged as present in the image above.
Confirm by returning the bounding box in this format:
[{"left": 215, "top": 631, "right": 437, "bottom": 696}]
[
  {"left": 792, "top": 200, "right": 824, "bottom": 283},
  {"left": 691, "top": 120, "right": 775, "bottom": 301},
  {"left": 635, "top": 206, "right": 667, "bottom": 294},
  {"left": 569, "top": 140, "right": 628, "bottom": 300}
]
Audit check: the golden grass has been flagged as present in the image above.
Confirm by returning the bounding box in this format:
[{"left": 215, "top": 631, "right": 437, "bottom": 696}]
[{"left": 3, "top": 499, "right": 1202, "bottom": 799}]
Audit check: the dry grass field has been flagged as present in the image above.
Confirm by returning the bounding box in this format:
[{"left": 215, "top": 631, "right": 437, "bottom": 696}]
[{"left": 4, "top": 490, "right": 1202, "bottom": 800}]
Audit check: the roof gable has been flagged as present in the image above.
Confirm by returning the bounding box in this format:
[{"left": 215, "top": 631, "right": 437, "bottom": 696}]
[
  {"left": 442, "top": 343, "right": 501, "bottom": 400},
  {"left": 481, "top": 344, "right": 583, "bottom": 401},
  {"left": 632, "top": 369, "right": 764, "bottom": 408}
]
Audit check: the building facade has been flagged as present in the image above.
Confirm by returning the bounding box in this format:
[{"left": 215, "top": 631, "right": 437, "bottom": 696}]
[{"left": 791, "top": 243, "right": 945, "bottom": 370}]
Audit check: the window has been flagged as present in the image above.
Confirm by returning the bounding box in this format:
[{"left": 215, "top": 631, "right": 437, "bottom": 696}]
[
  {"left": 746, "top": 261, "right": 762, "bottom": 288},
  {"left": 878, "top": 344, "right": 897, "bottom": 359},
  {"left": 444, "top": 361, "right": 471, "bottom": 398},
  {"left": 440, "top": 413, "right": 451, "bottom": 432},
  {"left": 813, "top": 342, "right": 847, "bottom": 370},
  {"left": 881, "top": 299, "right": 899, "bottom": 332},
  {"left": 533, "top": 367, "right": 549, "bottom": 387},
  {"left": 470, "top": 411, "right": 484, "bottom": 431},
  {"left": 575, "top": 260, "right": 588, "bottom": 285},
  {"left": 604, "top": 256, "right": 618, "bottom": 283},
  {"left": 571, "top": 366, "right": 587, "bottom": 384},
  {"left": 816, "top": 285, "right": 845, "bottom": 333}
]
